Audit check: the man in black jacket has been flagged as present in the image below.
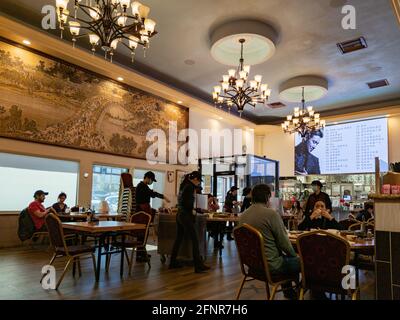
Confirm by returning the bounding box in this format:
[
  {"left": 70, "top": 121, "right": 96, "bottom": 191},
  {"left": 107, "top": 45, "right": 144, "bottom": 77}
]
[
  {"left": 170, "top": 171, "right": 210, "bottom": 273},
  {"left": 303, "top": 180, "right": 332, "bottom": 218},
  {"left": 136, "top": 171, "right": 170, "bottom": 214},
  {"left": 135, "top": 171, "right": 169, "bottom": 261}
]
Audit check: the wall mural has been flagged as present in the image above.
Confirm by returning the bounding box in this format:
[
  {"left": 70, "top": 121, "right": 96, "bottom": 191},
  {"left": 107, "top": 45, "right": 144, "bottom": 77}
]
[{"left": 0, "top": 39, "right": 188, "bottom": 162}]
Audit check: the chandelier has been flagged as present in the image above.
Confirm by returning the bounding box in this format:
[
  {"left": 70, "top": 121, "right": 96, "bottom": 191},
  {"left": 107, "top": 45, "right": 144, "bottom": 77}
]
[
  {"left": 281, "top": 87, "right": 326, "bottom": 138},
  {"left": 212, "top": 39, "right": 271, "bottom": 115},
  {"left": 55, "top": 0, "right": 157, "bottom": 62}
]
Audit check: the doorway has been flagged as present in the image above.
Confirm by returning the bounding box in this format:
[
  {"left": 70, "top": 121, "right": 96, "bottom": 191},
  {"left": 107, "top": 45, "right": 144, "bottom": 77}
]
[{"left": 215, "top": 174, "right": 236, "bottom": 209}]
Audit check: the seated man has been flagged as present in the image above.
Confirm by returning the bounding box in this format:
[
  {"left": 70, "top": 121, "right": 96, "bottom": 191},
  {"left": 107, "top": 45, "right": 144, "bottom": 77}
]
[
  {"left": 298, "top": 201, "right": 342, "bottom": 231},
  {"left": 356, "top": 202, "right": 374, "bottom": 222},
  {"left": 239, "top": 184, "right": 300, "bottom": 300},
  {"left": 28, "top": 190, "right": 56, "bottom": 232}
]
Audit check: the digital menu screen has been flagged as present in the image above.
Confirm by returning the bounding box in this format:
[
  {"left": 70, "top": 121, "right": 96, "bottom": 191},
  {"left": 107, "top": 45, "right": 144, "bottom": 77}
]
[{"left": 294, "top": 118, "right": 388, "bottom": 175}]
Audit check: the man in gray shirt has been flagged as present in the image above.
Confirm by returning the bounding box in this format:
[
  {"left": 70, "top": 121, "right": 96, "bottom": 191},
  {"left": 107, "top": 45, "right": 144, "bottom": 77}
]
[{"left": 239, "top": 184, "right": 300, "bottom": 299}]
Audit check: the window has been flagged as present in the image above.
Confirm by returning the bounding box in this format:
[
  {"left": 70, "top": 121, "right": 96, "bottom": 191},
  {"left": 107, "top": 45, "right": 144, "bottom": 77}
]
[
  {"left": 91, "top": 165, "right": 128, "bottom": 212},
  {"left": 0, "top": 152, "right": 79, "bottom": 211},
  {"left": 133, "top": 169, "right": 165, "bottom": 209}
]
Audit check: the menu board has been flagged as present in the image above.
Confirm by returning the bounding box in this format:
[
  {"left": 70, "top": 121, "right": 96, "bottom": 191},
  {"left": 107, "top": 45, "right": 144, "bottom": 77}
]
[{"left": 295, "top": 118, "right": 388, "bottom": 175}]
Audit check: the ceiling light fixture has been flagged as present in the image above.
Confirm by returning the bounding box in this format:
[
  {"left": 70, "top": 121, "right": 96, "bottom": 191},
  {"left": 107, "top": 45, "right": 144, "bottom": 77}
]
[
  {"left": 55, "top": 0, "right": 157, "bottom": 63},
  {"left": 177, "top": 101, "right": 183, "bottom": 104},
  {"left": 117, "top": 76, "right": 124, "bottom": 81},
  {"left": 212, "top": 39, "right": 271, "bottom": 115},
  {"left": 22, "top": 39, "right": 31, "bottom": 45},
  {"left": 281, "top": 87, "right": 325, "bottom": 138}
]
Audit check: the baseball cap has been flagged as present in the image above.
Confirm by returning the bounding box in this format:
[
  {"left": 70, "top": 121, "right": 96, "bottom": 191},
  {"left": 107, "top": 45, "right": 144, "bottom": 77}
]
[
  {"left": 144, "top": 171, "right": 157, "bottom": 182},
  {"left": 33, "top": 190, "right": 48, "bottom": 198},
  {"left": 188, "top": 171, "right": 203, "bottom": 181},
  {"left": 311, "top": 180, "right": 323, "bottom": 188}
]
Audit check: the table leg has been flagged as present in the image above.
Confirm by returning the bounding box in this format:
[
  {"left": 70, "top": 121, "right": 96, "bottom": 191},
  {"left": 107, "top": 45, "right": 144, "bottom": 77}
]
[
  {"left": 96, "top": 235, "right": 104, "bottom": 282},
  {"left": 354, "top": 252, "right": 359, "bottom": 287},
  {"left": 120, "top": 234, "right": 125, "bottom": 277}
]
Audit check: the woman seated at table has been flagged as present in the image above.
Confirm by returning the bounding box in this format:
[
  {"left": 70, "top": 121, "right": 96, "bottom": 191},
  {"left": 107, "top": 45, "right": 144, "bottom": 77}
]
[
  {"left": 298, "top": 200, "right": 342, "bottom": 231},
  {"left": 52, "top": 192, "right": 68, "bottom": 214}
]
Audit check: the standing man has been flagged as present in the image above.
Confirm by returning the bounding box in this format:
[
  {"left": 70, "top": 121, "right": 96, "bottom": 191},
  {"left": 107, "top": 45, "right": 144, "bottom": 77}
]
[
  {"left": 170, "top": 171, "right": 210, "bottom": 273},
  {"left": 224, "top": 186, "right": 239, "bottom": 240},
  {"left": 303, "top": 180, "right": 332, "bottom": 218},
  {"left": 135, "top": 171, "right": 170, "bottom": 262},
  {"left": 136, "top": 171, "right": 170, "bottom": 214}
]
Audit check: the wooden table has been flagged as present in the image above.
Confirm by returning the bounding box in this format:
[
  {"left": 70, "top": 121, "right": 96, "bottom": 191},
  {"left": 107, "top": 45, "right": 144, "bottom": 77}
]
[
  {"left": 207, "top": 214, "right": 240, "bottom": 256},
  {"left": 62, "top": 221, "right": 145, "bottom": 281},
  {"left": 287, "top": 231, "right": 375, "bottom": 250},
  {"left": 58, "top": 213, "right": 125, "bottom": 222},
  {"left": 207, "top": 215, "right": 239, "bottom": 223}
]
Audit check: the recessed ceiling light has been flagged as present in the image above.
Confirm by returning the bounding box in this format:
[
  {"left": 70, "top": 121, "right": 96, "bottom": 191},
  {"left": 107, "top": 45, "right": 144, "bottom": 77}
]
[
  {"left": 22, "top": 39, "right": 31, "bottom": 45},
  {"left": 117, "top": 77, "right": 124, "bottom": 81},
  {"left": 218, "top": 116, "right": 223, "bottom": 120},
  {"left": 177, "top": 101, "right": 183, "bottom": 104}
]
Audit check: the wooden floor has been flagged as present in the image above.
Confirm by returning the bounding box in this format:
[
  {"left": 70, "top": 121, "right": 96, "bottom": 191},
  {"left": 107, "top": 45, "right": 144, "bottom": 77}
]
[{"left": 0, "top": 240, "right": 376, "bottom": 300}]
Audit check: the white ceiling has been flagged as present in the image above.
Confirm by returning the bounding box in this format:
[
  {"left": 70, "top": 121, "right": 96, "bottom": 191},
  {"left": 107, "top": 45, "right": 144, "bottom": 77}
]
[{"left": 1, "top": 0, "right": 400, "bottom": 124}]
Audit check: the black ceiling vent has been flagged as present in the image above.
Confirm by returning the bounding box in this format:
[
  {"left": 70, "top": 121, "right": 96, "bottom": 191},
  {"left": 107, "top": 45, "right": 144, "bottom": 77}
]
[
  {"left": 367, "top": 79, "right": 389, "bottom": 89},
  {"left": 267, "top": 102, "right": 286, "bottom": 108},
  {"left": 337, "top": 37, "right": 368, "bottom": 54}
]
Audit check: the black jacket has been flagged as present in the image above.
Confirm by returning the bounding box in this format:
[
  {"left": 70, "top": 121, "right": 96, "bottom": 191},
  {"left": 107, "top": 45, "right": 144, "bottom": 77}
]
[
  {"left": 298, "top": 216, "right": 342, "bottom": 231},
  {"left": 224, "top": 192, "right": 237, "bottom": 212},
  {"left": 177, "top": 179, "right": 196, "bottom": 215},
  {"left": 135, "top": 181, "right": 164, "bottom": 211},
  {"left": 295, "top": 142, "right": 321, "bottom": 174},
  {"left": 241, "top": 197, "right": 251, "bottom": 213},
  {"left": 356, "top": 210, "right": 373, "bottom": 222}
]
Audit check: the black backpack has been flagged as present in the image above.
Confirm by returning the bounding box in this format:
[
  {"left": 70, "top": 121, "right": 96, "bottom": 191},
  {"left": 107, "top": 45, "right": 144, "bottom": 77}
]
[{"left": 17, "top": 208, "right": 35, "bottom": 241}]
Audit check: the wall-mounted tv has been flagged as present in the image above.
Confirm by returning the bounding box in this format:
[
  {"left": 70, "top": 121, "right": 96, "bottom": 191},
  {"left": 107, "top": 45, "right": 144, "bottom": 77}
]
[{"left": 294, "top": 118, "right": 389, "bottom": 175}]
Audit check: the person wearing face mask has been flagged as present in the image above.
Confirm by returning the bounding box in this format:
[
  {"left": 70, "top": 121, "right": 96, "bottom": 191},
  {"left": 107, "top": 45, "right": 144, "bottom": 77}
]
[
  {"left": 303, "top": 180, "right": 332, "bottom": 219},
  {"left": 136, "top": 171, "right": 170, "bottom": 214},
  {"left": 169, "top": 171, "right": 210, "bottom": 273},
  {"left": 135, "top": 171, "right": 170, "bottom": 262},
  {"left": 295, "top": 130, "right": 323, "bottom": 175}
]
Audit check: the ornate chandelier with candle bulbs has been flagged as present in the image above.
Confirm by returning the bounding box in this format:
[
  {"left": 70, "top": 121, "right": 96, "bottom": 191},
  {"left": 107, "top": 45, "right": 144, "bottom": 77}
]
[
  {"left": 281, "top": 87, "right": 326, "bottom": 138},
  {"left": 55, "top": 0, "right": 157, "bottom": 62},
  {"left": 212, "top": 39, "right": 271, "bottom": 115}
]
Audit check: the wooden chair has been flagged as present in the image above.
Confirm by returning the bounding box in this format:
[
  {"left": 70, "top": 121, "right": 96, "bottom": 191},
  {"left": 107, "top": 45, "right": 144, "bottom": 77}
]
[
  {"left": 41, "top": 213, "right": 96, "bottom": 290},
  {"left": 233, "top": 224, "right": 299, "bottom": 300},
  {"left": 349, "top": 222, "right": 362, "bottom": 231},
  {"left": 339, "top": 218, "right": 357, "bottom": 230},
  {"left": 111, "top": 211, "right": 152, "bottom": 275},
  {"left": 296, "top": 230, "right": 359, "bottom": 300}
]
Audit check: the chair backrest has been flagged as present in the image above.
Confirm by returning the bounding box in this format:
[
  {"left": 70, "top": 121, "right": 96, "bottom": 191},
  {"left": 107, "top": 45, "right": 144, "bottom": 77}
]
[
  {"left": 130, "top": 211, "right": 152, "bottom": 245},
  {"left": 339, "top": 218, "right": 357, "bottom": 230},
  {"left": 45, "top": 213, "right": 68, "bottom": 254},
  {"left": 297, "top": 230, "right": 350, "bottom": 293},
  {"left": 349, "top": 222, "right": 362, "bottom": 231},
  {"left": 233, "top": 224, "right": 272, "bottom": 283}
]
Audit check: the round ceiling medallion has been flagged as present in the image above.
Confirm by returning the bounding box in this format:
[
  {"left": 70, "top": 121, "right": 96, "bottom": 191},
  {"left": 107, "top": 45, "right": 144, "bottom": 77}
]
[
  {"left": 210, "top": 20, "right": 278, "bottom": 66},
  {"left": 279, "top": 76, "right": 329, "bottom": 102}
]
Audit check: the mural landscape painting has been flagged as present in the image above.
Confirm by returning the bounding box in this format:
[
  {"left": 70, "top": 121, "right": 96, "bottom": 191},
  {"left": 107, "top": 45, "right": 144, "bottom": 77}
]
[{"left": 0, "top": 40, "right": 188, "bottom": 161}]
